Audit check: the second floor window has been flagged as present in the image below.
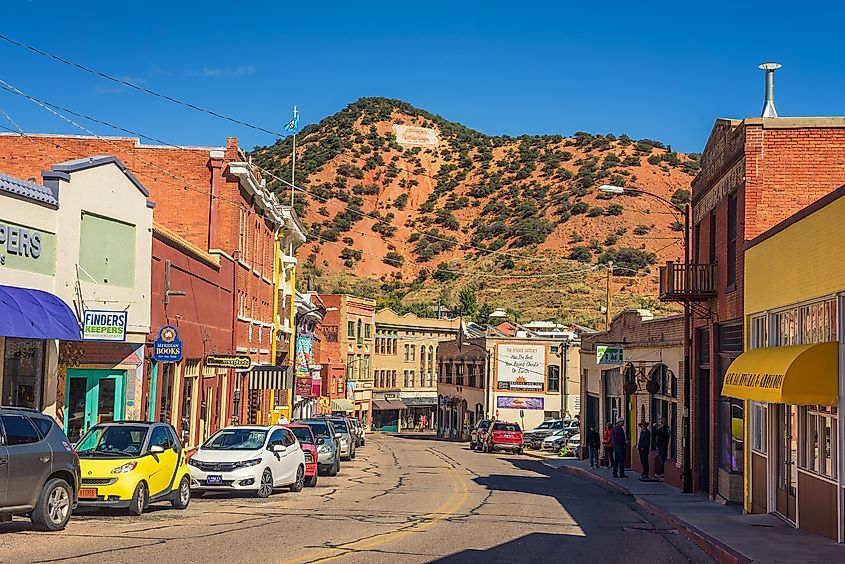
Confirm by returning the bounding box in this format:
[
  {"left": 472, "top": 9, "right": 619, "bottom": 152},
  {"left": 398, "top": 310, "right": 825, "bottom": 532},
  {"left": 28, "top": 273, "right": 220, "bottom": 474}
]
[
  {"left": 347, "top": 321, "right": 355, "bottom": 339},
  {"left": 547, "top": 365, "right": 560, "bottom": 393},
  {"left": 727, "top": 195, "right": 737, "bottom": 288}
]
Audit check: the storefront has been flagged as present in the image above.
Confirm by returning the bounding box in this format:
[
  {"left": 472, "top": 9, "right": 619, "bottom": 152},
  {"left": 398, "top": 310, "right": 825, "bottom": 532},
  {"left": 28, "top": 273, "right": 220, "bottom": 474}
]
[
  {"left": 729, "top": 185, "right": 845, "bottom": 542},
  {"left": 372, "top": 396, "right": 407, "bottom": 432}
]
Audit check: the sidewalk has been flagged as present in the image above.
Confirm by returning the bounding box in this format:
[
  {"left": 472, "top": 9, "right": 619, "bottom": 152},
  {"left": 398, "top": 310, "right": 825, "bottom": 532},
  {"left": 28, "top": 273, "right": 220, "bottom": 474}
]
[{"left": 526, "top": 452, "right": 845, "bottom": 563}]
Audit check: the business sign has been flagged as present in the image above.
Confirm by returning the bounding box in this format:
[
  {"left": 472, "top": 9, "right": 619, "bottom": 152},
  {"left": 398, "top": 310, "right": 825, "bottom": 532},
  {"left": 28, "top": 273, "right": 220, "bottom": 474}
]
[
  {"left": 153, "top": 325, "right": 183, "bottom": 362},
  {"left": 83, "top": 310, "right": 127, "bottom": 342},
  {"left": 597, "top": 345, "right": 624, "bottom": 365},
  {"left": 295, "top": 334, "right": 313, "bottom": 376},
  {"left": 0, "top": 219, "right": 56, "bottom": 275},
  {"left": 204, "top": 354, "right": 251, "bottom": 370},
  {"left": 295, "top": 376, "right": 313, "bottom": 397},
  {"left": 496, "top": 396, "right": 544, "bottom": 410},
  {"left": 496, "top": 343, "right": 546, "bottom": 392}
]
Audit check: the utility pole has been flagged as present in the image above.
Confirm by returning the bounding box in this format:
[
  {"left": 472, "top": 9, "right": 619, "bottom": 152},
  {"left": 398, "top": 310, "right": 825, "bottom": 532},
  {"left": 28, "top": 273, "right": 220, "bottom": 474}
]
[
  {"left": 559, "top": 339, "right": 570, "bottom": 419},
  {"left": 290, "top": 105, "right": 298, "bottom": 207},
  {"left": 605, "top": 261, "right": 613, "bottom": 330}
]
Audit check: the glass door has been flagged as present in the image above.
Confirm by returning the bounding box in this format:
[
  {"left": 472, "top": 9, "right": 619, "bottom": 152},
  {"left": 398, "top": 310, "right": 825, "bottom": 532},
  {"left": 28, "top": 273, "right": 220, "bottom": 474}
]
[
  {"left": 776, "top": 404, "right": 798, "bottom": 523},
  {"left": 64, "top": 369, "right": 125, "bottom": 443}
]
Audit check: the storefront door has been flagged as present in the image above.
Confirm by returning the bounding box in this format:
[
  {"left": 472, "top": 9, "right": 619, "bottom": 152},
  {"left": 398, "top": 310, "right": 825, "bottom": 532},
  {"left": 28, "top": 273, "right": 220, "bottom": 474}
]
[
  {"left": 776, "top": 404, "right": 798, "bottom": 523},
  {"left": 65, "top": 369, "right": 125, "bottom": 443}
]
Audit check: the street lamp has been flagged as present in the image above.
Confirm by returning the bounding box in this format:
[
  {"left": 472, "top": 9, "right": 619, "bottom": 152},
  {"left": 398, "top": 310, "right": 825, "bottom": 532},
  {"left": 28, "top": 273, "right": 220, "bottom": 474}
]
[{"left": 598, "top": 184, "right": 693, "bottom": 494}]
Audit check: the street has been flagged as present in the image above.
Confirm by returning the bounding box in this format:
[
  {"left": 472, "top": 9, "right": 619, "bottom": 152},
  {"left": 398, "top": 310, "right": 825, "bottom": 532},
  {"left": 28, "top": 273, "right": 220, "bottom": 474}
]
[{"left": 0, "top": 435, "right": 711, "bottom": 563}]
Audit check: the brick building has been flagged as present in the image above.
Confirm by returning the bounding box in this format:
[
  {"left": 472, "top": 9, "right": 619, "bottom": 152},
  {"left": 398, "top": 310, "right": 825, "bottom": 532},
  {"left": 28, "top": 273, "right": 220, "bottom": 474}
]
[{"left": 689, "top": 117, "right": 845, "bottom": 502}]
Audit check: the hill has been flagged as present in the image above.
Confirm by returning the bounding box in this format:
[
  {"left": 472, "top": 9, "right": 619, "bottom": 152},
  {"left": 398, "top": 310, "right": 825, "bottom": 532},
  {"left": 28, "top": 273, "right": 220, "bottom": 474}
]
[{"left": 250, "top": 97, "right": 695, "bottom": 326}]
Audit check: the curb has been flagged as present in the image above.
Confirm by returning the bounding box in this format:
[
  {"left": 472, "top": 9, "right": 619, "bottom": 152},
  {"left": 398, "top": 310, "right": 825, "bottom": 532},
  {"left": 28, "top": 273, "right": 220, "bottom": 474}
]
[{"left": 558, "top": 464, "right": 752, "bottom": 564}]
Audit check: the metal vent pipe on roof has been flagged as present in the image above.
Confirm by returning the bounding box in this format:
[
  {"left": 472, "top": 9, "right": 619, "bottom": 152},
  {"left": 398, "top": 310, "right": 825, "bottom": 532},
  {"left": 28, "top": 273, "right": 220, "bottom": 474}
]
[{"left": 759, "top": 62, "right": 782, "bottom": 118}]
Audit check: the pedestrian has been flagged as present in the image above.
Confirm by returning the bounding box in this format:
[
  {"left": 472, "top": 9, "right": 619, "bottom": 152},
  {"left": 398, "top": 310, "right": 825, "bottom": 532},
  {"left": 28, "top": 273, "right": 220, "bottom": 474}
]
[
  {"left": 586, "top": 424, "right": 601, "bottom": 468},
  {"left": 654, "top": 417, "right": 671, "bottom": 479},
  {"left": 636, "top": 420, "right": 651, "bottom": 479},
  {"left": 602, "top": 422, "right": 615, "bottom": 469},
  {"left": 611, "top": 418, "right": 628, "bottom": 478}
]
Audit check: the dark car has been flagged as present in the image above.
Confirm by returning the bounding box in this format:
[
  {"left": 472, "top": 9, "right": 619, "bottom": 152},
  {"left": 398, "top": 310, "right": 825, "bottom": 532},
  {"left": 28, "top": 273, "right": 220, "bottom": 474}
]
[
  {"left": 315, "top": 416, "right": 356, "bottom": 461},
  {"left": 469, "top": 419, "right": 492, "bottom": 451},
  {"left": 482, "top": 421, "right": 523, "bottom": 454},
  {"left": 0, "top": 407, "right": 81, "bottom": 530},
  {"left": 523, "top": 419, "right": 567, "bottom": 449},
  {"left": 300, "top": 419, "right": 341, "bottom": 476}
]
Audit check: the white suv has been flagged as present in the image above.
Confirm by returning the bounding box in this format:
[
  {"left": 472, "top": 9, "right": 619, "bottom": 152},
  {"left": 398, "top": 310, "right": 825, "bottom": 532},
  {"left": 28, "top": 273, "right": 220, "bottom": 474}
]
[{"left": 188, "top": 425, "right": 306, "bottom": 498}]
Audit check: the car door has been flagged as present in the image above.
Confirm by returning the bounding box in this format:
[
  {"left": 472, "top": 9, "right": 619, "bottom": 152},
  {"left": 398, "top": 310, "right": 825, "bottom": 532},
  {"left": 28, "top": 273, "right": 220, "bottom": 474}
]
[
  {"left": 282, "top": 430, "right": 300, "bottom": 483},
  {"left": 0, "top": 444, "right": 8, "bottom": 507},
  {"left": 1, "top": 414, "right": 51, "bottom": 508},
  {"left": 266, "top": 429, "right": 287, "bottom": 485},
  {"left": 146, "top": 425, "right": 177, "bottom": 497}
]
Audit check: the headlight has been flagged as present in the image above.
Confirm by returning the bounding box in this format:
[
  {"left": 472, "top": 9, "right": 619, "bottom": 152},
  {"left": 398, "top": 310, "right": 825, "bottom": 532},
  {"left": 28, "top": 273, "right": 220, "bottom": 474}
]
[
  {"left": 187, "top": 457, "right": 200, "bottom": 467},
  {"left": 236, "top": 458, "right": 262, "bottom": 469},
  {"left": 339, "top": 437, "right": 349, "bottom": 445},
  {"left": 111, "top": 461, "right": 138, "bottom": 474},
  {"left": 318, "top": 444, "right": 332, "bottom": 453}
]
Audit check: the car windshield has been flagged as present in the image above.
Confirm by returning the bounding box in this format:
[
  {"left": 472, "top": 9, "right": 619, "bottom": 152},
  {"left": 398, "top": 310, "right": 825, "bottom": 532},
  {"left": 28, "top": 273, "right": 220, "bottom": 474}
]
[
  {"left": 547, "top": 429, "right": 566, "bottom": 438},
  {"left": 305, "top": 422, "right": 331, "bottom": 438},
  {"left": 535, "top": 421, "right": 554, "bottom": 430},
  {"left": 330, "top": 419, "right": 349, "bottom": 433},
  {"left": 76, "top": 425, "right": 148, "bottom": 458},
  {"left": 204, "top": 428, "right": 267, "bottom": 450},
  {"left": 479, "top": 420, "right": 491, "bottom": 430},
  {"left": 493, "top": 423, "right": 520, "bottom": 432},
  {"left": 289, "top": 427, "right": 314, "bottom": 444}
]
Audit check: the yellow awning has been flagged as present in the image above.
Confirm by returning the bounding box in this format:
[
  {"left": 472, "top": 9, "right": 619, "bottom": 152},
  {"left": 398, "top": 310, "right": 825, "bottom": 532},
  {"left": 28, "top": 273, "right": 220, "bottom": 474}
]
[{"left": 721, "top": 342, "right": 839, "bottom": 405}]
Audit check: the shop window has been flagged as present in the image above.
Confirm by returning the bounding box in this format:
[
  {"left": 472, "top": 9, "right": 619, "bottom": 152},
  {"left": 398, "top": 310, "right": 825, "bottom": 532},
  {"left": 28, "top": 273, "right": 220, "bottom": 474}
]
[
  {"left": 159, "top": 363, "right": 176, "bottom": 424},
  {"left": 750, "top": 315, "right": 768, "bottom": 349},
  {"left": 79, "top": 211, "right": 136, "bottom": 287},
  {"left": 2, "top": 338, "right": 45, "bottom": 409},
  {"left": 800, "top": 405, "right": 837, "bottom": 480},
  {"left": 751, "top": 401, "right": 768, "bottom": 454},
  {"left": 547, "top": 365, "right": 560, "bottom": 393},
  {"left": 180, "top": 375, "right": 194, "bottom": 445}
]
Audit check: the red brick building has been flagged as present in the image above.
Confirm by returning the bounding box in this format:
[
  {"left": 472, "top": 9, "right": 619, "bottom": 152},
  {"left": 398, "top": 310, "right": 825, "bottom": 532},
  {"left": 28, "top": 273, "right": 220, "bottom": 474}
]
[{"left": 690, "top": 117, "right": 845, "bottom": 501}]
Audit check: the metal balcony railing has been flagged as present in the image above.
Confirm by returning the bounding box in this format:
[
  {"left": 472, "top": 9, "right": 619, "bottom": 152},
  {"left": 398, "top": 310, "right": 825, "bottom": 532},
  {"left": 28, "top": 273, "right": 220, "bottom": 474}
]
[{"left": 658, "top": 262, "right": 717, "bottom": 302}]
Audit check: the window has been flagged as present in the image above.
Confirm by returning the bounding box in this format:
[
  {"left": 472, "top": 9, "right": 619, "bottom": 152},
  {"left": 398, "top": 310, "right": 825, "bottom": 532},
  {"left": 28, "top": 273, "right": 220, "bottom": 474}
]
[
  {"left": 403, "top": 344, "right": 409, "bottom": 362},
  {"left": 750, "top": 315, "right": 767, "bottom": 349},
  {"left": 445, "top": 363, "right": 452, "bottom": 384},
  {"left": 751, "top": 402, "right": 768, "bottom": 454},
  {"left": 364, "top": 324, "right": 372, "bottom": 339},
  {"left": 709, "top": 208, "right": 717, "bottom": 265},
  {"left": 150, "top": 426, "right": 172, "bottom": 450},
  {"left": 410, "top": 345, "right": 415, "bottom": 362},
  {"left": 0, "top": 415, "right": 41, "bottom": 445},
  {"left": 30, "top": 416, "right": 54, "bottom": 438},
  {"left": 409, "top": 370, "right": 415, "bottom": 388},
  {"left": 180, "top": 375, "right": 194, "bottom": 444},
  {"left": 456, "top": 364, "right": 464, "bottom": 386},
  {"left": 547, "top": 365, "right": 560, "bottom": 393},
  {"left": 694, "top": 222, "right": 701, "bottom": 263},
  {"left": 347, "top": 321, "right": 355, "bottom": 339},
  {"left": 357, "top": 319, "right": 363, "bottom": 344},
  {"left": 391, "top": 370, "right": 397, "bottom": 388},
  {"left": 727, "top": 195, "right": 737, "bottom": 287},
  {"left": 2, "top": 338, "right": 45, "bottom": 409},
  {"left": 800, "top": 405, "right": 837, "bottom": 480}
]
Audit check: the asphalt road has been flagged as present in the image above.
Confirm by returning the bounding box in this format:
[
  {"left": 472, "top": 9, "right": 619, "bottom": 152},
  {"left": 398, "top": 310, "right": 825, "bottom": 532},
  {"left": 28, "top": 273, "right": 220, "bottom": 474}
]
[{"left": 0, "top": 434, "right": 713, "bottom": 563}]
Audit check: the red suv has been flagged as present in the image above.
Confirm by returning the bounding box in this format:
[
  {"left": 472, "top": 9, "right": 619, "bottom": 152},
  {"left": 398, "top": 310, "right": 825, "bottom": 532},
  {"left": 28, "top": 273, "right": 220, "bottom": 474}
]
[
  {"left": 285, "top": 424, "right": 319, "bottom": 487},
  {"left": 482, "top": 421, "right": 523, "bottom": 454}
]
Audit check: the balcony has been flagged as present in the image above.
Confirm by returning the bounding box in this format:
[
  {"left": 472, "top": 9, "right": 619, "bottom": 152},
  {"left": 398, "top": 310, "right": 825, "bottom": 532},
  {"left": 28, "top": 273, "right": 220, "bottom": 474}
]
[{"left": 659, "top": 262, "right": 717, "bottom": 302}]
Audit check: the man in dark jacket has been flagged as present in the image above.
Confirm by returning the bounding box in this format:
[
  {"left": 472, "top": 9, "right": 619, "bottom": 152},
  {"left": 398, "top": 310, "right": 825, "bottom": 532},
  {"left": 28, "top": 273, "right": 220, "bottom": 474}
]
[
  {"left": 611, "top": 419, "right": 627, "bottom": 478},
  {"left": 654, "top": 417, "right": 671, "bottom": 479},
  {"left": 637, "top": 421, "right": 652, "bottom": 479},
  {"left": 586, "top": 424, "right": 601, "bottom": 468}
]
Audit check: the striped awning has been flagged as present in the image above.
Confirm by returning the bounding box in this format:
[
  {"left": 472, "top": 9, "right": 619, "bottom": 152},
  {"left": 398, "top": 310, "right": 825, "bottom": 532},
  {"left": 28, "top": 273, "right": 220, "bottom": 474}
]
[
  {"left": 249, "top": 365, "right": 292, "bottom": 390},
  {"left": 330, "top": 398, "right": 355, "bottom": 412}
]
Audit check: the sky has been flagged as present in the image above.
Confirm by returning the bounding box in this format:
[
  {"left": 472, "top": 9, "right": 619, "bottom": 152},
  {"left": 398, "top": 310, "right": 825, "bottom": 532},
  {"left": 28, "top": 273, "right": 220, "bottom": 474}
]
[{"left": 1, "top": 0, "right": 843, "bottom": 154}]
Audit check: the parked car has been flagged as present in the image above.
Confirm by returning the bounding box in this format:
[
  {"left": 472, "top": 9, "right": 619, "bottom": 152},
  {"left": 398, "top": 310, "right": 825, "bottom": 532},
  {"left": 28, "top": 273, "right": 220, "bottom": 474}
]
[
  {"left": 0, "top": 407, "right": 80, "bottom": 531},
  {"left": 541, "top": 428, "right": 567, "bottom": 451},
  {"left": 318, "top": 416, "right": 356, "bottom": 461},
  {"left": 469, "top": 419, "right": 492, "bottom": 451},
  {"left": 562, "top": 419, "right": 580, "bottom": 436},
  {"left": 75, "top": 421, "right": 190, "bottom": 516},
  {"left": 300, "top": 419, "right": 340, "bottom": 476},
  {"left": 482, "top": 421, "right": 523, "bottom": 454},
  {"left": 349, "top": 418, "right": 365, "bottom": 447},
  {"left": 285, "top": 424, "right": 318, "bottom": 487},
  {"left": 188, "top": 425, "right": 306, "bottom": 498},
  {"left": 565, "top": 433, "right": 581, "bottom": 455},
  {"left": 523, "top": 419, "right": 565, "bottom": 449}
]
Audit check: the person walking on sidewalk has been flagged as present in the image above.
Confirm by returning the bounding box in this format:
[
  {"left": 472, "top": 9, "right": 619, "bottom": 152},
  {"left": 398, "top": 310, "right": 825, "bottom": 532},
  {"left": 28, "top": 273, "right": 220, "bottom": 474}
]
[
  {"left": 611, "top": 419, "right": 628, "bottom": 478},
  {"left": 602, "top": 422, "right": 614, "bottom": 469},
  {"left": 586, "top": 424, "right": 601, "bottom": 468},
  {"left": 637, "top": 420, "right": 652, "bottom": 479},
  {"left": 654, "top": 417, "right": 670, "bottom": 479}
]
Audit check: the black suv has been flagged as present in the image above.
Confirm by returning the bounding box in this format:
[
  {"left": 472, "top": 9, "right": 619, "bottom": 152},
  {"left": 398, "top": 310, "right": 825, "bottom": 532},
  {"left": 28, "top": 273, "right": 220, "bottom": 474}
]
[{"left": 0, "top": 407, "right": 81, "bottom": 530}]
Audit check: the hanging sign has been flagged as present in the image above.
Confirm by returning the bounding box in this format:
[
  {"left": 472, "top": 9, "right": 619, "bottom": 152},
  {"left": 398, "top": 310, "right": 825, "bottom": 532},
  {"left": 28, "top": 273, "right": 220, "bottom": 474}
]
[
  {"left": 204, "top": 354, "right": 251, "bottom": 370},
  {"left": 83, "top": 310, "right": 127, "bottom": 342},
  {"left": 153, "top": 325, "right": 183, "bottom": 362},
  {"left": 597, "top": 345, "right": 624, "bottom": 365}
]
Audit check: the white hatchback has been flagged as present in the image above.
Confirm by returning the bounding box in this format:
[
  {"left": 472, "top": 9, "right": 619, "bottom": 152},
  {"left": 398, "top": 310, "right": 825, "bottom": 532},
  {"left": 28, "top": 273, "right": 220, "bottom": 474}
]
[{"left": 188, "top": 425, "right": 306, "bottom": 498}]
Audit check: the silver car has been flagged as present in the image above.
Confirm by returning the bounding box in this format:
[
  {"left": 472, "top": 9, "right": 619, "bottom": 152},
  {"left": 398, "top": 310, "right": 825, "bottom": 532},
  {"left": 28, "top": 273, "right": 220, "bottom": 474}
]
[
  {"left": 300, "top": 419, "right": 340, "bottom": 476},
  {"left": 0, "top": 407, "right": 81, "bottom": 530},
  {"left": 321, "top": 417, "right": 356, "bottom": 461}
]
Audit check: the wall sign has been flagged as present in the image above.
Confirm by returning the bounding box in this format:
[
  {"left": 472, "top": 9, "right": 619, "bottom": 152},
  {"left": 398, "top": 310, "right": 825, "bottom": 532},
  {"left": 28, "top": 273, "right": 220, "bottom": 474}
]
[
  {"left": 496, "top": 343, "right": 546, "bottom": 392},
  {"left": 204, "top": 354, "right": 251, "bottom": 370},
  {"left": 153, "top": 325, "right": 183, "bottom": 362},
  {"left": 0, "top": 219, "right": 56, "bottom": 275},
  {"left": 83, "top": 310, "right": 127, "bottom": 341},
  {"left": 496, "top": 396, "right": 544, "bottom": 410},
  {"left": 597, "top": 346, "right": 624, "bottom": 365}
]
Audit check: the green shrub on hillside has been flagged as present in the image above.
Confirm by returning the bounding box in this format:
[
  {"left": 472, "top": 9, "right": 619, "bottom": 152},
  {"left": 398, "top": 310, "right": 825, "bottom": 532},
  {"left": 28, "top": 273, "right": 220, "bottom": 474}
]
[{"left": 569, "top": 246, "right": 592, "bottom": 262}]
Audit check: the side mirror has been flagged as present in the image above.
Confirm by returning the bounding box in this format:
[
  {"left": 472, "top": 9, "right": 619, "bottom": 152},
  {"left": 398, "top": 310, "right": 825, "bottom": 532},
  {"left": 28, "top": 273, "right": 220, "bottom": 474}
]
[
  {"left": 149, "top": 444, "right": 165, "bottom": 454},
  {"left": 316, "top": 437, "right": 325, "bottom": 445},
  {"left": 272, "top": 443, "right": 285, "bottom": 453}
]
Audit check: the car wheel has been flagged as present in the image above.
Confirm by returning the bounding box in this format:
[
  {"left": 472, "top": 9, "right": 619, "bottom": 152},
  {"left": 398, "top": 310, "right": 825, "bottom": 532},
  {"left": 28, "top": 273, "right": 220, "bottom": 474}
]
[
  {"left": 469, "top": 441, "right": 476, "bottom": 450},
  {"left": 290, "top": 466, "right": 305, "bottom": 492},
  {"left": 328, "top": 459, "right": 339, "bottom": 476},
  {"left": 31, "top": 478, "right": 72, "bottom": 531},
  {"left": 128, "top": 482, "right": 147, "bottom": 516},
  {"left": 305, "top": 473, "right": 318, "bottom": 488},
  {"left": 256, "top": 469, "right": 274, "bottom": 498},
  {"left": 517, "top": 448, "right": 524, "bottom": 455},
  {"left": 171, "top": 476, "right": 191, "bottom": 509},
  {"left": 351, "top": 448, "right": 356, "bottom": 460}
]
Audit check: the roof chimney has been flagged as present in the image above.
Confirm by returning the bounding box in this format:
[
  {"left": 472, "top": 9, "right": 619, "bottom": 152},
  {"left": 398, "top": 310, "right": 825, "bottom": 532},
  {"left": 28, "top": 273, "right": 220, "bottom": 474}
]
[{"left": 758, "top": 62, "right": 781, "bottom": 118}]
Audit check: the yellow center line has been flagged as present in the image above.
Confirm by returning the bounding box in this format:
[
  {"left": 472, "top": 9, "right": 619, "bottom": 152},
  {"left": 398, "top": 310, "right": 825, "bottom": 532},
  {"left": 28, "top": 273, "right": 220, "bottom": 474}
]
[{"left": 281, "top": 451, "right": 471, "bottom": 564}]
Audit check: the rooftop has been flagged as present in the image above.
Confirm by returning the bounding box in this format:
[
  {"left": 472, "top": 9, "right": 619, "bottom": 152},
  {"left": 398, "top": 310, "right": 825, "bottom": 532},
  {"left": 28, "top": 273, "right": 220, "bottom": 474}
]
[{"left": 0, "top": 171, "right": 57, "bottom": 207}]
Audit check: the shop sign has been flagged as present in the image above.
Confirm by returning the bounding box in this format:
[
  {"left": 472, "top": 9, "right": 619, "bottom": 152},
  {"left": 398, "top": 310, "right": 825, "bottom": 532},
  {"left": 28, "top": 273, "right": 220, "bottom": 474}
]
[
  {"left": 153, "top": 325, "right": 182, "bottom": 362},
  {"left": 310, "top": 376, "right": 322, "bottom": 398},
  {"left": 204, "top": 354, "right": 251, "bottom": 370},
  {"left": 597, "top": 345, "right": 624, "bottom": 365},
  {"left": 496, "top": 396, "right": 544, "bottom": 410},
  {"left": 295, "top": 376, "right": 312, "bottom": 397},
  {"left": 295, "top": 334, "right": 313, "bottom": 376},
  {"left": 496, "top": 343, "right": 545, "bottom": 392},
  {"left": 0, "top": 219, "right": 56, "bottom": 275},
  {"left": 82, "top": 310, "right": 127, "bottom": 342}
]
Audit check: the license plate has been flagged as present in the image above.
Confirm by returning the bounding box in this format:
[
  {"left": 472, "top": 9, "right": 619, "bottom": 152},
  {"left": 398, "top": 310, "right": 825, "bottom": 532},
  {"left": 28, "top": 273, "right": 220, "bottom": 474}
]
[
  {"left": 79, "top": 487, "right": 98, "bottom": 499},
  {"left": 504, "top": 434, "right": 511, "bottom": 438},
  {"left": 207, "top": 475, "right": 223, "bottom": 485}
]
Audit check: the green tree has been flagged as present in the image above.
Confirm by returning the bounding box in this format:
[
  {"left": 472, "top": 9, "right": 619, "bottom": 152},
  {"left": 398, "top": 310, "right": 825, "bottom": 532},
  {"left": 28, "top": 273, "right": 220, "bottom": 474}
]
[
  {"left": 569, "top": 246, "right": 592, "bottom": 263},
  {"left": 671, "top": 188, "right": 691, "bottom": 207},
  {"left": 457, "top": 288, "right": 479, "bottom": 318},
  {"left": 475, "top": 302, "right": 495, "bottom": 325}
]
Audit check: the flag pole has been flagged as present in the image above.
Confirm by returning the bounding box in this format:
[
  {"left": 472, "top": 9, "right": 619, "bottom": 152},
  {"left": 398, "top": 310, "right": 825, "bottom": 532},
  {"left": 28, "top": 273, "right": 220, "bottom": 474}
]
[{"left": 290, "top": 105, "right": 297, "bottom": 208}]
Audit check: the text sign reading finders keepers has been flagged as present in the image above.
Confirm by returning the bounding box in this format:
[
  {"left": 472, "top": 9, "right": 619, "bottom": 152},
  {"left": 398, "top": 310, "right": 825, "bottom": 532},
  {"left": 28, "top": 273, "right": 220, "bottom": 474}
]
[
  {"left": 0, "top": 220, "right": 56, "bottom": 275},
  {"left": 496, "top": 344, "right": 546, "bottom": 392},
  {"left": 83, "top": 310, "right": 128, "bottom": 341}
]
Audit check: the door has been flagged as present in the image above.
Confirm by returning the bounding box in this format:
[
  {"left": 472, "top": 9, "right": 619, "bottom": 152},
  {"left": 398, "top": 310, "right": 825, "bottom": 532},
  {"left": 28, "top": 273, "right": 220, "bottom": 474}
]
[
  {"left": 65, "top": 369, "right": 125, "bottom": 443},
  {"left": 1, "top": 414, "right": 51, "bottom": 507},
  {"left": 267, "top": 428, "right": 288, "bottom": 485},
  {"left": 0, "top": 445, "right": 8, "bottom": 506},
  {"left": 776, "top": 404, "right": 798, "bottom": 523},
  {"left": 282, "top": 429, "right": 299, "bottom": 483},
  {"left": 146, "top": 426, "right": 178, "bottom": 497}
]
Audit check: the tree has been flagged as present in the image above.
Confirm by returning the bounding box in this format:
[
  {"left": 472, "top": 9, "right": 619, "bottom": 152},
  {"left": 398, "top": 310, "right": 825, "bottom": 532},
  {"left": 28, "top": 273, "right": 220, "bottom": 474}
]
[
  {"left": 433, "top": 262, "right": 457, "bottom": 282},
  {"left": 569, "top": 246, "right": 592, "bottom": 263},
  {"left": 475, "top": 302, "right": 495, "bottom": 325},
  {"left": 457, "top": 288, "right": 479, "bottom": 318},
  {"left": 671, "top": 188, "right": 691, "bottom": 207},
  {"left": 383, "top": 251, "right": 404, "bottom": 267},
  {"left": 606, "top": 203, "right": 623, "bottom": 216}
]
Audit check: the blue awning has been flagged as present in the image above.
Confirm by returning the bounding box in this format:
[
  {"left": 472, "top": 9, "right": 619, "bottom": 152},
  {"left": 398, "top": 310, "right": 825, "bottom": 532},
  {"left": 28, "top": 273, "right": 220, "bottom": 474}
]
[{"left": 0, "top": 285, "right": 80, "bottom": 340}]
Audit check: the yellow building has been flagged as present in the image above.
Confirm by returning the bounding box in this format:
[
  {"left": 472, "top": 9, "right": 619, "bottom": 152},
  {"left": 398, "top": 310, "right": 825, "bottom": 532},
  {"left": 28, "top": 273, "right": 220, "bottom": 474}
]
[
  {"left": 723, "top": 186, "right": 845, "bottom": 541},
  {"left": 371, "top": 309, "right": 459, "bottom": 432}
]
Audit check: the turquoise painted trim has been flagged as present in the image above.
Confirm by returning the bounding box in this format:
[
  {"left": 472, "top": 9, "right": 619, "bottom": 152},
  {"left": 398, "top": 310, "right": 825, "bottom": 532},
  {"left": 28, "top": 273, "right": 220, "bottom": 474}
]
[
  {"left": 65, "top": 368, "right": 127, "bottom": 436},
  {"left": 148, "top": 362, "right": 158, "bottom": 421}
]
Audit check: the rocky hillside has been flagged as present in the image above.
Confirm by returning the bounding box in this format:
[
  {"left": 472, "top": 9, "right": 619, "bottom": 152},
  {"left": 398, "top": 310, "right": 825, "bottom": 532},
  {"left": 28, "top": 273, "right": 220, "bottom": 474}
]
[{"left": 251, "top": 97, "right": 696, "bottom": 325}]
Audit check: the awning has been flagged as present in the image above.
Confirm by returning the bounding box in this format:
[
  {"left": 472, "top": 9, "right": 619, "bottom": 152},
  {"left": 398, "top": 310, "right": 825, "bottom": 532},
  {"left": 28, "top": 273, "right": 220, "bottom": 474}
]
[
  {"left": 331, "top": 398, "right": 355, "bottom": 412},
  {"left": 0, "top": 285, "right": 80, "bottom": 340},
  {"left": 249, "top": 365, "right": 292, "bottom": 390},
  {"left": 721, "top": 342, "right": 838, "bottom": 405},
  {"left": 372, "top": 399, "right": 408, "bottom": 410}
]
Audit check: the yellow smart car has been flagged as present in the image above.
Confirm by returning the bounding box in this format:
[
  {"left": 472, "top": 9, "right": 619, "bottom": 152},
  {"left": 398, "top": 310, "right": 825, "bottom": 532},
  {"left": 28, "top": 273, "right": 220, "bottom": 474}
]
[{"left": 74, "top": 421, "right": 191, "bottom": 516}]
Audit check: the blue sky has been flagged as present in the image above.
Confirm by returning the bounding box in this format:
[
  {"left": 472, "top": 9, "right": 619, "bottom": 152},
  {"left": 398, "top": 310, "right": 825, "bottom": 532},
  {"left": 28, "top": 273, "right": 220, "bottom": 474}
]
[{"left": 1, "top": 1, "right": 842, "bottom": 153}]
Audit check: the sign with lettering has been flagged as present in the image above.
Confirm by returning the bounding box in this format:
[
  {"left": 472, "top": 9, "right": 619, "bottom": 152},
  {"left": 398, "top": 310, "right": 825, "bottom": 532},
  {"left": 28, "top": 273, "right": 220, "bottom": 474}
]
[
  {"left": 496, "top": 396, "right": 544, "bottom": 410},
  {"left": 597, "top": 346, "right": 624, "bottom": 365},
  {"left": 83, "top": 310, "right": 127, "bottom": 341},
  {"left": 0, "top": 219, "right": 56, "bottom": 275},
  {"left": 204, "top": 354, "right": 251, "bottom": 370},
  {"left": 153, "top": 325, "right": 183, "bottom": 362},
  {"left": 724, "top": 371, "right": 785, "bottom": 391},
  {"left": 496, "top": 344, "right": 546, "bottom": 392}
]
